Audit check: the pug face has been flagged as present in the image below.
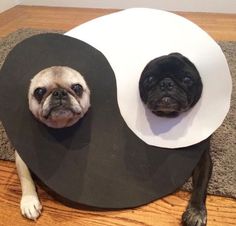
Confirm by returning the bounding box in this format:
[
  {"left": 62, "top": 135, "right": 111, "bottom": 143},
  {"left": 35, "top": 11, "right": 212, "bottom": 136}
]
[
  {"left": 28, "top": 66, "right": 90, "bottom": 128},
  {"left": 139, "top": 53, "right": 202, "bottom": 117}
]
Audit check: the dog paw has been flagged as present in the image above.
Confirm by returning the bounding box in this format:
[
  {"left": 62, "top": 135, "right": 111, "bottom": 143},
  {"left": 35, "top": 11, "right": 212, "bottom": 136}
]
[
  {"left": 182, "top": 205, "right": 207, "bottom": 226},
  {"left": 20, "top": 195, "right": 42, "bottom": 221}
]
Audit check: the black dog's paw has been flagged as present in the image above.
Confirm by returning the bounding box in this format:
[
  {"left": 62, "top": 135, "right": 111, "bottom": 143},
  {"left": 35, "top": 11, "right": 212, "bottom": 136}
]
[{"left": 182, "top": 205, "right": 207, "bottom": 226}]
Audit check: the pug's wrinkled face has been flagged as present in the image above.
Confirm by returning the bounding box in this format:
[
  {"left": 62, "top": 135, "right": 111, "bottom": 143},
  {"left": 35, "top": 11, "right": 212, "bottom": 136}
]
[
  {"left": 139, "top": 53, "right": 203, "bottom": 117},
  {"left": 28, "top": 66, "right": 90, "bottom": 128}
]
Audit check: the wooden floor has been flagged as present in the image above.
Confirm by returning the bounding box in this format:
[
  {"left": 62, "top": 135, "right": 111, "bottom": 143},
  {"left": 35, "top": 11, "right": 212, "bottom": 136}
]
[{"left": 0, "top": 5, "right": 235, "bottom": 226}]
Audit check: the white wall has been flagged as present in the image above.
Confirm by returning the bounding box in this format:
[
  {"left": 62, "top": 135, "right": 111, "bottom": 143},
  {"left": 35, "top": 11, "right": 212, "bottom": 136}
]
[
  {"left": 0, "top": 0, "right": 22, "bottom": 13},
  {"left": 21, "top": 0, "right": 236, "bottom": 13}
]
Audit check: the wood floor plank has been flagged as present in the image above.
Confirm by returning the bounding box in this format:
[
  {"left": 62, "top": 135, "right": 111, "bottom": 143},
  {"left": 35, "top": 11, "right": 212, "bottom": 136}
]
[
  {"left": 0, "top": 5, "right": 235, "bottom": 226},
  {"left": 0, "top": 160, "right": 235, "bottom": 226},
  {"left": 0, "top": 6, "right": 235, "bottom": 40}
]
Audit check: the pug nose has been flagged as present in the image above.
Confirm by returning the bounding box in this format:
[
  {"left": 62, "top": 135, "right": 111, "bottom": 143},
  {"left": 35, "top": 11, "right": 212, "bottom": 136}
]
[
  {"left": 160, "top": 78, "right": 174, "bottom": 91},
  {"left": 52, "top": 88, "right": 68, "bottom": 99}
]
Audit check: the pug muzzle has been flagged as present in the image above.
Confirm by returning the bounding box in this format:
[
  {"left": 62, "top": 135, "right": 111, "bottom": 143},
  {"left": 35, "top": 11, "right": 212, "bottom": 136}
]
[
  {"left": 42, "top": 87, "right": 78, "bottom": 119},
  {"left": 139, "top": 52, "right": 203, "bottom": 117}
]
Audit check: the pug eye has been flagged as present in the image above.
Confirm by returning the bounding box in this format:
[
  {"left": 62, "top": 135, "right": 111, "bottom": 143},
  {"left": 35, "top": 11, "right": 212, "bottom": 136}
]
[
  {"left": 34, "top": 87, "right": 47, "bottom": 102},
  {"left": 71, "top": 84, "right": 83, "bottom": 96},
  {"left": 147, "top": 76, "right": 155, "bottom": 83},
  {"left": 182, "top": 76, "right": 193, "bottom": 86},
  {"left": 143, "top": 75, "right": 155, "bottom": 87}
]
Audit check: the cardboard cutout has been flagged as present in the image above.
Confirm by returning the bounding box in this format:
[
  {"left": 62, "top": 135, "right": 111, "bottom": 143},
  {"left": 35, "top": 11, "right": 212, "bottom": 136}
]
[
  {"left": 0, "top": 33, "right": 208, "bottom": 208},
  {"left": 0, "top": 8, "right": 231, "bottom": 208}
]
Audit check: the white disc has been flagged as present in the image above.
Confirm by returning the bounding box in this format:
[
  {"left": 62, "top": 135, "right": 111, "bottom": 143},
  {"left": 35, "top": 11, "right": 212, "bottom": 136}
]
[{"left": 66, "top": 8, "right": 232, "bottom": 148}]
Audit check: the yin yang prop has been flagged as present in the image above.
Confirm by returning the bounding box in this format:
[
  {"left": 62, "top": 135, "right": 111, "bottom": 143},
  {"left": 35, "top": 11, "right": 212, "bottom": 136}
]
[{"left": 0, "top": 8, "right": 231, "bottom": 208}]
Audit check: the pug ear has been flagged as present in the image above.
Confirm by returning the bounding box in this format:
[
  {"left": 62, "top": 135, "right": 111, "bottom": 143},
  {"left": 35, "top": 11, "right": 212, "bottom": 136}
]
[
  {"left": 139, "top": 75, "right": 148, "bottom": 103},
  {"left": 139, "top": 61, "right": 155, "bottom": 103},
  {"left": 168, "top": 52, "right": 184, "bottom": 58},
  {"left": 168, "top": 53, "right": 203, "bottom": 108},
  {"left": 168, "top": 52, "right": 197, "bottom": 70}
]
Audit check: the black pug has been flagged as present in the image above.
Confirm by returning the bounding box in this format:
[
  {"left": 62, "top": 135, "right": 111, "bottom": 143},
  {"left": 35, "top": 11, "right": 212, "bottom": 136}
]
[{"left": 139, "top": 53, "right": 212, "bottom": 226}]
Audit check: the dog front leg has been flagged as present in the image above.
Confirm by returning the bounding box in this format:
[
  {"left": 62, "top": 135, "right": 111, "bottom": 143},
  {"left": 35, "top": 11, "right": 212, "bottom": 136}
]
[
  {"left": 182, "top": 145, "right": 213, "bottom": 226},
  {"left": 15, "top": 151, "right": 42, "bottom": 220}
]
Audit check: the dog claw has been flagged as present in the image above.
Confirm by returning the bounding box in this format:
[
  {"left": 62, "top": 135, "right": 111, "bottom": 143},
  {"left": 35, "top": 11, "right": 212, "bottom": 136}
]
[
  {"left": 182, "top": 205, "right": 207, "bottom": 226},
  {"left": 20, "top": 195, "right": 42, "bottom": 221}
]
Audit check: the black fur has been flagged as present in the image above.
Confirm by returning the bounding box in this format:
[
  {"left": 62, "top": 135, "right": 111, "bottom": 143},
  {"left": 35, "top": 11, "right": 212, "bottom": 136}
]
[
  {"left": 182, "top": 143, "right": 212, "bottom": 226},
  {"left": 139, "top": 53, "right": 212, "bottom": 225},
  {"left": 139, "top": 53, "right": 203, "bottom": 117}
]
